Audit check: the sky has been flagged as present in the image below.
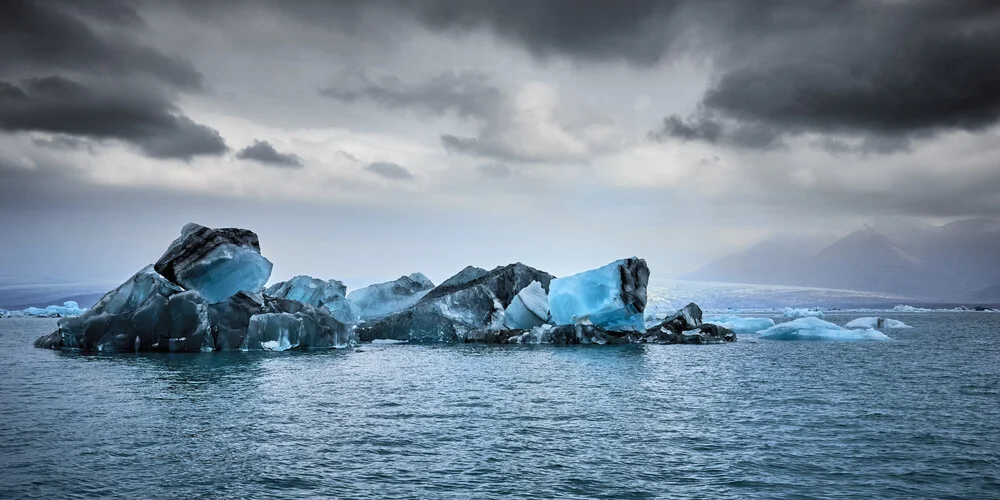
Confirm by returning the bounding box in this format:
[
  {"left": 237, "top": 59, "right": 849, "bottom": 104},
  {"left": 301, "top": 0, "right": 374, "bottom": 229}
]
[{"left": 1, "top": 0, "right": 999, "bottom": 289}]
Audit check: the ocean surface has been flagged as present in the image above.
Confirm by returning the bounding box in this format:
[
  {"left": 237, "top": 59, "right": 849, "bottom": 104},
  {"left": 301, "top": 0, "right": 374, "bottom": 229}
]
[{"left": 1, "top": 314, "right": 998, "bottom": 499}]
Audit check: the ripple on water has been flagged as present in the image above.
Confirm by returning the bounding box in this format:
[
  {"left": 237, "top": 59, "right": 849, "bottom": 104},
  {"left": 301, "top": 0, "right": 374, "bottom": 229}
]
[{"left": 0, "top": 314, "right": 999, "bottom": 499}]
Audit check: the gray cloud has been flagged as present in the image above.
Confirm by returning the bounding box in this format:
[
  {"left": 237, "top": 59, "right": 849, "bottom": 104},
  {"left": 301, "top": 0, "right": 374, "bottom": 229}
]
[
  {"left": 31, "top": 135, "right": 92, "bottom": 152},
  {"left": 326, "top": 70, "right": 619, "bottom": 163},
  {"left": 0, "top": 76, "right": 227, "bottom": 160},
  {"left": 1, "top": 0, "right": 202, "bottom": 90},
  {"left": 650, "top": 1, "right": 1000, "bottom": 152},
  {"left": 365, "top": 161, "right": 414, "bottom": 180},
  {"left": 236, "top": 140, "right": 303, "bottom": 168},
  {"left": 321, "top": 71, "right": 502, "bottom": 119},
  {"left": 649, "top": 110, "right": 783, "bottom": 150},
  {"left": 408, "top": 0, "right": 681, "bottom": 66}
]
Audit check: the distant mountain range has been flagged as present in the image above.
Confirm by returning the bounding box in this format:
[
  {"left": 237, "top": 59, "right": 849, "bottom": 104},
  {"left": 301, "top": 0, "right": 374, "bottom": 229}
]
[{"left": 683, "top": 218, "right": 1000, "bottom": 302}]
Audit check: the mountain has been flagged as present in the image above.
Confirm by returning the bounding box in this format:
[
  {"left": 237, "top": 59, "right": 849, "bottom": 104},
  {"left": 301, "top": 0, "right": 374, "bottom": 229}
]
[{"left": 683, "top": 218, "right": 1000, "bottom": 300}]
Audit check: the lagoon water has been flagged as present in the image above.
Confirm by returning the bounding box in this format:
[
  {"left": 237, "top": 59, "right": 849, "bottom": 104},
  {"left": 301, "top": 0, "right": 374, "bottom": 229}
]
[{"left": 1, "top": 313, "right": 998, "bottom": 499}]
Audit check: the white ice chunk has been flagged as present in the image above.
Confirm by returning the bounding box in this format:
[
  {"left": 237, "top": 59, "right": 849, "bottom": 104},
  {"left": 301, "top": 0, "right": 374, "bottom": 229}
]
[
  {"left": 759, "top": 317, "right": 891, "bottom": 341},
  {"left": 782, "top": 307, "right": 825, "bottom": 318},
  {"left": 503, "top": 281, "right": 548, "bottom": 330},
  {"left": 844, "top": 317, "right": 912, "bottom": 329}
]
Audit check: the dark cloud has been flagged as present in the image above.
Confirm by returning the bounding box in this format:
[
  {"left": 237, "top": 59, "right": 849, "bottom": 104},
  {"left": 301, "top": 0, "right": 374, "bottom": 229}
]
[
  {"left": 408, "top": 0, "right": 681, "bottom": 66},
  {"left": 650, "top": 110, "right": 783, "bottom": 150},
  {"left": 365, "top": 161, "right": 414, "bottom": 180},
  {"left": 236, "top": 140, "right": 303, "bottom": 168},
  {"left": 651, "top": 1, "right": 1000, "bottom": 152},
  {"left": 0, "top": 0, "right": 202, "bottom": 90},
  {"left": 0, "top": 76, "right": 227, "bottom": 160}
]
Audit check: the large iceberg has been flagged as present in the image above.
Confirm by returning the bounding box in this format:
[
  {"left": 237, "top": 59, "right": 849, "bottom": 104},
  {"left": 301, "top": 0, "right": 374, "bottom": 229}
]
[
  {"left": 154, "top": 223, "right": 273, "bottom": 304},
  {"left": 758, "top": 317, "right": 891, "bottom": 341},
  {"left": 346, "top": 273, "right": 435, "bottom": 321},
  {"left": 357, "top": 263, "right": 554, "bottom": 342},
  {"left": 548, "top": 257, "right": 649, "bottom": 331},
  {"left": 503, "top": 281, "right": 549, "bottom": 329},
  {"left": 34, "top": 224, "right": 354, "bottom": 352},
  {"left": 844, "top": 317, "right": 912, "bottom": 329},
  {"left": 706, "top": 314, "right": 776, "bottom": 334}
]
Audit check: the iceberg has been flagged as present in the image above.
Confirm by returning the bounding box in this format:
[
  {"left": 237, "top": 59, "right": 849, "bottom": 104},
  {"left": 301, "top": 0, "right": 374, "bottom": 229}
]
[
  {"left": 782, "top": 307, "right": 825, "bottom": 318},
  {"left": 265, "top": 275, "right": 346, "bottom": 308},
  {"left": 844, "top": 317, "right": 911, "bottom": 329},
  {"left": 645, "top": 303, "right": 737, "bottom": 343},
  {"left": 548, "top": 257, "right": 649, "bottom": 331},
  {"left": 503, "top": 281, "right": 549, "bottom": 330},
  {"left": 758, "top": 317, "right": 891, "bottom": 341},
  {"left": 706, "top": 314, "right": 776, "bottom": 334},
  {"left": 346, "top": 273, "right": 435, "bottom": 321},
  {"left": 13, "top": 301, "right": 87, "bottom": 318},
  {"left": 357, "top": 263, "right": 554, "bottom": 342},
  {"left": 154, "top": 223, "right": 273, "bottom": 304}
]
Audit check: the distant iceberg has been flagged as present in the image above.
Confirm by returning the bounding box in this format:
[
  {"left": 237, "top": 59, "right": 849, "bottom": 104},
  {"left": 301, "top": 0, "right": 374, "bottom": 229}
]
[
  {"left": 0, "top": 301, "right": 87, "bottom": 318},
  {"left": 759, "top": 317, "right": 891, "bottom": 341},
  {"left": 782, "top": 307, "right": 825, "bottom": 318},
  {"left": 844, "top": 317, "right": 911, "bottom": 329}
]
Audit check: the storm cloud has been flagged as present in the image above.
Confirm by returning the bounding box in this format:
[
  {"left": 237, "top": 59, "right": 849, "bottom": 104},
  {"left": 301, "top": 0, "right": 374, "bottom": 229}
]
[{"left": 0, "top": 76, "right": 227, "bottom": 160}]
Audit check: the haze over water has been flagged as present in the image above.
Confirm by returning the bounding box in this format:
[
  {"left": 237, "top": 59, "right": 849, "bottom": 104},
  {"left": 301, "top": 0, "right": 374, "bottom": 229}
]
[{"left": 3, "top": 314, "right": 998, "bottom": 499}]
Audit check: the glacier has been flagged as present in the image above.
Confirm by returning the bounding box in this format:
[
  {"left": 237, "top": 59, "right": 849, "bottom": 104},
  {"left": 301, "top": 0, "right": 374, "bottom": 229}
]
[
  {"left": 346, "top": 273, "right": 435, "bottom": 321},
  {"left": 503, "top": 281, "right": 549, "bottom": 330},
  {"left": 845, "top": 317, "right": 912, "bottom": 329},
  {"left": 758, "top": 317, "right": 892, "bottom": 341},
  {"left": 548, "top": 258, "right": 649, "bottom": 331}
]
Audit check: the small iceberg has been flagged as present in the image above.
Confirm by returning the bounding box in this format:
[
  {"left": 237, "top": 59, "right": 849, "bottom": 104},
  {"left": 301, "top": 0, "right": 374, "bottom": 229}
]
[
  {"left": 705, "top": 314, "right": 775, "bottom": 334},
  {"left": 759, "top": 317, "right": 891, "bottom": 341},
  {"left": 782, "top": 307, "right": 825, "bottom": 318},
  {"left": 845, "top": 317, "right": 912, "bottom": 329}
]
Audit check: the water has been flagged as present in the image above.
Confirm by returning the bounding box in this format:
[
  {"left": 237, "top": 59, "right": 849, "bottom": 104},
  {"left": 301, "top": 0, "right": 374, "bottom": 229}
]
[{"left": 1, "top": 314, "right": 999, "bottom": 499}]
